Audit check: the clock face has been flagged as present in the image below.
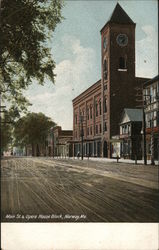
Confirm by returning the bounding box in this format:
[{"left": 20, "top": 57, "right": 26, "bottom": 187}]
[
  {"left": 116, "top": 34, "right": 128, "bottom": 46},
  {"left": 103, "top": 37, "right": 107, "bottom": 49}
]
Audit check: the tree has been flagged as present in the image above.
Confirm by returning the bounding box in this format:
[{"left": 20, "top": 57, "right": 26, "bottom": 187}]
[
  {"left": 0, "top": 0, "right": 63, "bottom": 111},
  {"left": 1, "top": 111, "right": 12, "bottom": 153},
  {"left": 14, "top": 112, "right": 56, "bottom": 156}
]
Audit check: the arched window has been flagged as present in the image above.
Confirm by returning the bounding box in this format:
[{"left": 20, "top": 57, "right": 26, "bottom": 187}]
[{"left": 119, "top": 57, "right": 127, "bottom": 69}]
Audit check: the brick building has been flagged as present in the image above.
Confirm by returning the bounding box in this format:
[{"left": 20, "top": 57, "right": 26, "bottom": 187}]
[
  {"left": 143, "top": 75, "right": 159, "bottom": 161},
  {"left": 73, "top": 80, "right": 102, "bottom": 157},
  {"left": 72, "top": 3, "right": 149, "bottom": 158},
  {"left": 47, "top": 126, "right": 73, "bottom": 157}
]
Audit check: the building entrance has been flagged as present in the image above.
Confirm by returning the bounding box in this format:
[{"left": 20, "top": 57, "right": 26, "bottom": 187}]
[{"left": 103, "top": 141, "right": 108, "bottom": 157}]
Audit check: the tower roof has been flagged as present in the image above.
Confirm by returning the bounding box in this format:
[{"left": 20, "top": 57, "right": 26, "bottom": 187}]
[{"left": 101, "top": 3, "right": 135, "bottom": 32}]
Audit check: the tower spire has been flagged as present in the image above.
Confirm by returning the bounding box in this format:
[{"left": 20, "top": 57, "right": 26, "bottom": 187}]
[{"left": 109, "top": 3, "right": 135, "bottom": 24}]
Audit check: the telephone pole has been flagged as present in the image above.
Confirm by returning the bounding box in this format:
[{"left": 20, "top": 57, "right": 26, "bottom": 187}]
[
  {"left": 142, "top": 108, "right": 147, "bottom": 165},
  {"left": 80, "top": 115, "right": 84, "bottom": 160}
]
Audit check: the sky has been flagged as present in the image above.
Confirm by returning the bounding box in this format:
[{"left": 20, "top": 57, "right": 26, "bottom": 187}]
[{"left": 25, "top": 0, "right": 158, "bottom": 130}]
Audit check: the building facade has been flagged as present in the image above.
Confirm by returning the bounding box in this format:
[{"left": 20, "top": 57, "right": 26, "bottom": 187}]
[
  {"left": 47, "top": 126, "right": 73, "bottom": 157},
  {"left": 73, "top": 80, "right": 102, "bottom": 157},
  {"left": 143, "top": 75, "right": 159, "bottom": 161},
  {"left": 72, "top": 3, "right": 149, "bottom": 158},
  {"left": 119, "top": 109, "right": 143, "bottom": 160}
]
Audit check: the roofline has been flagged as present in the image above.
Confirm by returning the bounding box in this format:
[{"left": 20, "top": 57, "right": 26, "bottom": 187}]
[
  {"left": 135, "top": 76, "right": 150, "bottom": 80},
  {"left": 119, "top": 108, "right": 143, "bottom": 124},
  {"left": 124, "top": 108, "right": 142, "bottom": 110},
  {"left": 100, "top": 21, "right": 136, "bottom": 33},
  {"left": 72, "top": 79, "right": 101, "bottom": 103},
  {"left": 143, "top": 75, "right": 159, "bottom": 87}
]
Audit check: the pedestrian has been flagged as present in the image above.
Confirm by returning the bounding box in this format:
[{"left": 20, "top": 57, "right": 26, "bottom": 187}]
[{"left": 77, "top": 151, "right": 80, "bottom": 159}]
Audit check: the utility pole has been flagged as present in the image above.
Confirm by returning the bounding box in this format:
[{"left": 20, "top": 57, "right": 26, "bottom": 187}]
[
  {"left": 156, "top": 92, "right": 159, "bottom": 166},
  {"left": 142, "top": 107, "right": 147, "bottom": 165},
  {"left": 135, "top": 87, "right": 147, "bottom": 165},
  {"left": 80, "top": 115, "right": 84, "bottom": 160},
  {"left": 150, "top": 95, "right": 155, "bottom": 166},
  {"left": 52, "top": 129, "right": 54, "bottom": 158}
]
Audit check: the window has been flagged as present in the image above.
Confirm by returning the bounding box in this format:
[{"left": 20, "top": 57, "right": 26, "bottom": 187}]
[
  {"left": 122, "top": 126, "right": 124, "bottom": 134},
  {"left": 122, "top": 125, "right": 128, "bottom": 134},
  {"left": 152, "top": 111, "right": 157, "bottom": 127},
  {"left": 104, "top": 97, "right": 107, "bottom": 113},
  {"left": 104, "top": 122, "right": 107, "bottom": 131},
  {"left": 146, "top": 112, "right": 157, "bottom": 128},
  {"left": 154, "top": 118, "right": 157, "bottom": 127},
  {"left": 96, "top": 102, "right": 98, "bottom": 116},
  {"left": 87, "top": 107, "right": 89, "bottom": 120},
  {"left": 96, "top": 125, "right": 98, "bottom": 134},
  {"left": 90, "top": 106, "right": 92, "bottom": 119},
  {"left": 99, "top": 100, "right": 102, "bottom": 115},
  {"left": 145, "top": 87, "right": 151, "bottom": 104},
  {"left": 119, "top": 57, "right": 127, "bottom": 69},
  {"left": 128, "top": 124, "right": 131, "bottom": 135},
  {"left": 125, "top": 125, "right": 128, "bottom": 133},
  {"left": 146, "top": 113, "right": 151, "bottom": 128},
  {"left": 151, "top": 85, "right": 157, "bottom": 102},
  {"left": 90, "top": 126, "right": 92, "bottom": 135},
  {"left": 120, "top": 126, "right": 122, "bottom": 135},
  {"left": 103, "top": 59, "right": 107, "bottom": 80},
  {"left": 75, "top": 114, "right": 77, "bottom": 124},
  {"left": 87, "top": 127, "right": 89, "bottom": 136},
  {"left": 157, "top": 111, "right": 159, "bottom": 125},
  {"left": 99, "top": 124, "right": 102, "bottom": 133},
  {"left": 104, "top": 84, "right": 107, "bottom": 91}
]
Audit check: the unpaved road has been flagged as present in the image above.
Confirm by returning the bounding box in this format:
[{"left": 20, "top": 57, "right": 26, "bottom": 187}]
[{"left": 1, "top": 157, "right": 159, "bottom": 222}]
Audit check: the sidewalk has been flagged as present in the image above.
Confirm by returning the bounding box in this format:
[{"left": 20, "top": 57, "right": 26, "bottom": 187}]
[{"left": 67, "top": 156, "right": 159, "bottom": 166}]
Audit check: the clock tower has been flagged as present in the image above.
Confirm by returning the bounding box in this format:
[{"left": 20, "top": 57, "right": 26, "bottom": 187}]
[{"left": 100, "top": 3, "right": 137, "bottom": 157}]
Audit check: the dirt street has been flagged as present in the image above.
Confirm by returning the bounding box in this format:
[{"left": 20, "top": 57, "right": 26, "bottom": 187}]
[{"left": 1, "top": 157, "right": 159, "bottom": 222}]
